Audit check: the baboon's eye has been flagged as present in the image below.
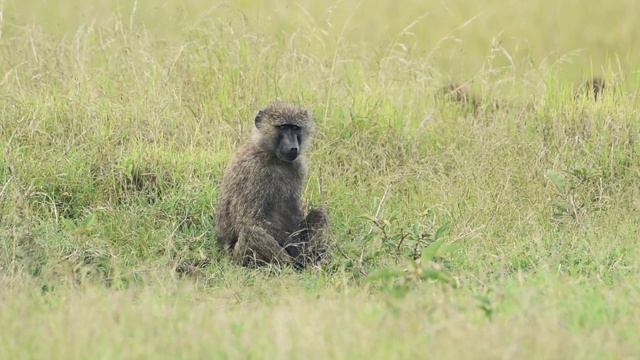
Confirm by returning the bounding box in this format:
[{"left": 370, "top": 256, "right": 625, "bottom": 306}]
[
  {"left": 277, "top": 125, "right": 287, "bottom": 130},
  {"left": 290, "top": 125, "right": 300, "bottom": 131}
]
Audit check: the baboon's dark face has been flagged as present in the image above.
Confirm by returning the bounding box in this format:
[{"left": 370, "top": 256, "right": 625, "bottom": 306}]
[
  {"left": 274, "top": 124, "right": 303, "bottom": 162},
  {"left": 254, "top": 102, "right": 313, "bottom": 162}
]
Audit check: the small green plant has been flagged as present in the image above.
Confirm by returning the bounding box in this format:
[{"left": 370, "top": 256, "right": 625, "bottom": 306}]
[
  {"left": 359, "top": 210, "right": 460, "bottom": 262},
  {"left": 60, "top": 213, "right": 111, "bottom": 284},
  {"left": 546, "top": 168, "right": 607, "bottom": 221},
  {"left": 361, "top": 211, "right": 461, "bottom": 292},
  {"left": 62, "top": 213, "right": 97, "bottom": 248}
]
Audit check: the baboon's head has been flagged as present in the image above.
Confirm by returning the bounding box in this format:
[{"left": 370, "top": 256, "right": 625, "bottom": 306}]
[
  {"left": 442, "top": 82, "right": 471, "bottom": 104},
  {"left": 254, "top": 101, "right": 314, "bottom": 162},
  {"left": 588, "top": 77, "right": 606, "bottom": 100},
  {"left": 575, "top": 77, "right": 606, "bottom": 100}
]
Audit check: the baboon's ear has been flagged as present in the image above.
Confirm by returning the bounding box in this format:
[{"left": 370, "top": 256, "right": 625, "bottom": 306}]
[{"left": 254, "top": 110, "right": 264, "bottom": 129}]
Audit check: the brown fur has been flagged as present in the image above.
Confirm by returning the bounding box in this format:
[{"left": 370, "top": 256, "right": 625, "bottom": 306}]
[
  {"left": 440, "top": 82, "right": 502, "bottom": 112},
  {"left": 575, "top": 77, "right": 606, "bottom": 100},
  {"left": 215, "top": 101, "right": 331, "bottom": 268},
  {"left": 442, "top": 82, "right": 477, "bottom": 109}
]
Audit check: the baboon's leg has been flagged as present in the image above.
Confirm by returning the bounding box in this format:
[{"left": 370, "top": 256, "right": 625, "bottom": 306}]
[
  {"left": 282, "top": 206, "right": 331, "bottom": 268},
  {"left": 234, "top": 225, "right": 293, "bottom": 267},
  {"left": 304, "top": 206, "right": 331, "bottom": 264},
  {"left": 303, "top": 205, "right": 330, "bottom": 231}
]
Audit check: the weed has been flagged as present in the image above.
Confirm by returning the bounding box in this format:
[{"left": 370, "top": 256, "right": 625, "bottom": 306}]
[{"left": 546, "top": 168, "right": 607, "bottom": 222}]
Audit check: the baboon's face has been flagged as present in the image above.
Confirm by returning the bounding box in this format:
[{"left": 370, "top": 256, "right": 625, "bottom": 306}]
[
  {"left": 255, "top": 103, "right": 312, "bottom": 162},
  {"left": 273, "top": 124, "right": 303, "bottom": 162}
]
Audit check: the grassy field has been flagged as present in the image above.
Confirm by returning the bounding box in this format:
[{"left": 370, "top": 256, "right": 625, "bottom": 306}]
[{"left": 1, "top": 0, "right": 640, "bottom": 358}]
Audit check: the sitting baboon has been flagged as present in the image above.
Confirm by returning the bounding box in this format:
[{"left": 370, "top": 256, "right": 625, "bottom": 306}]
[
  {"left": 575, "top": 77, "right": 606, "bottom": 100},
  {"left": 442, "top": 82, "right": 478, "bottom": 109},
  {"left": 215, "top": 101, "right": 331, "bottom": 268},
  {"left": 440, "top": 82, "right": 502, "bottom": 113}
]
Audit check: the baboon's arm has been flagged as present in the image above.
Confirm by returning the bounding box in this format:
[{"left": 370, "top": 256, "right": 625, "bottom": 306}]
[{"left": 233, "top": 207, "right": 331, "bottom": 268}]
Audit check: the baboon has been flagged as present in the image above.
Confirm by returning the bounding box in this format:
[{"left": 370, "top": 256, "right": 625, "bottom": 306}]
[
  {"left": 440, "top": 82, "right": 504, "bottom": 113},
  {"left": 442, "top": 82, "right": 478, "bottom": 109},
  {"left": 575, "top": 77, "right": 606, "bottom": 100},
  {"left": 215, "top": 101, "right": 331, "bottom": 268}
]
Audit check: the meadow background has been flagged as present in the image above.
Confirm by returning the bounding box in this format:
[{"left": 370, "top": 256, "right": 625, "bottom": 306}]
[{"left": 1, "top": 0, "right": 639, "bottom": 358}]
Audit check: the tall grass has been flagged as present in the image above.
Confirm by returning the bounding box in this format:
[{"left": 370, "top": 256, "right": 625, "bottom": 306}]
[{"left": 1, "top": 0, "right": 639, "bottom": 358}]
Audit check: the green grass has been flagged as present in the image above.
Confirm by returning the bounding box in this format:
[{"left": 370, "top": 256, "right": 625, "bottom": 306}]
[{"left": 1, "top": 0, "right": 640, "bottom": 358}]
